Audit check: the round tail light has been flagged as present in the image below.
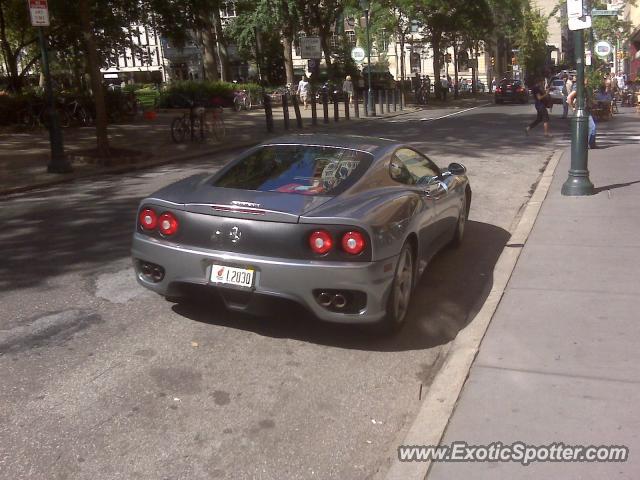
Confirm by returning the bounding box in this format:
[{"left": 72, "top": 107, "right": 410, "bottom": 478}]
[
  {"left": 139, "top": 208, "right": 157, "bottom": 230},
  {"left": 341, "top": 231, "right": 366, "bottom": 255},
  {"left": 309, "top": 230, "right": 333, "bottom": 255},
  {"left": 158, "top": 212, "right": 179, "bottom": 236}
]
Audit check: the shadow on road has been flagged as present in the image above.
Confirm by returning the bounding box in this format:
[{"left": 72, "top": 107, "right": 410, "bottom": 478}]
[{"left": 172, "top": 220, "right": 510, "bottom": 352}]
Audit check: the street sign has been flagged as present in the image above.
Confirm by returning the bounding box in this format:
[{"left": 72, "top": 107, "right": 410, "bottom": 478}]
[
  {"left": 592, "top": 9, "right": 618, "bottom": 15},
  {"left": 567, "top": 0, "right": 585, "bottom": 19},
  {"left": 300, "top": 37, "right": 322, "bottom": 59},
  {"left": 594, "top": 40, "right": 612, "bottom": 58},
  {"left": 351, "top": 47, "right": 366, "bottom": 64},
  {"left": 28, "top": 0, "right": 50, "bottom": 26},
  {"left": 568, "top": 15, "right": 591, "bottom": 31}
]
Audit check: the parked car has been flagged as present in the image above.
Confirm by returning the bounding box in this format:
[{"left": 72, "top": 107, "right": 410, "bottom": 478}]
[
  {"left": 494, "top": 79, "right": 528, "bottom": 104},
  {"left": 132, "top": 135, "right": 471, "bottom": 333},
  {"left": 548, "top": 78, "right": 566, "bottom": 105}
]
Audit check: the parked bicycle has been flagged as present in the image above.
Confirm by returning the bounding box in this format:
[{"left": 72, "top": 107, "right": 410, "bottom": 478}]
[
  {"left": 18, "top": 100, "right": 69, "bottom": 129},
  {"left": 61, "top": 97, "right": 92, "bottom": 127},
  {"left": 171, "top": 102, "right": 226, "bottom": 143},
  {"left": 233, "top": 89, "right": 252, "bottom": 111}
]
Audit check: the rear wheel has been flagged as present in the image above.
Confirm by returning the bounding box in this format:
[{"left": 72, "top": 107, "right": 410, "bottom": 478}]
[
  {"left": 375, "top": 242, "right": 414, "bottom": 334},
  {"left": 171, "top": 117, "right": 188, "bottom": 143}
]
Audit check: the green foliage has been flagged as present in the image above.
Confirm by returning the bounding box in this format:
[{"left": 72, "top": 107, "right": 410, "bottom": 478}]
[
  {"left": 514, "top": 5, "right": 548, "bottom": 84},
  {"left": 158, "top": 80, "right": 262, "bottom": 108}
]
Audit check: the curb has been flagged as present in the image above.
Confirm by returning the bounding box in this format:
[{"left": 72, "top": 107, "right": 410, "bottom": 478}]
[{"left": 383, "top": 148, "right": 565, "bottom": 480}]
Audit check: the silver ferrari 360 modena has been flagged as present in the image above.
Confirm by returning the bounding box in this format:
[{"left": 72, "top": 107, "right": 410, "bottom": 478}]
[{"left": 132, "top": 134, "right": 471, "bottom": 333}]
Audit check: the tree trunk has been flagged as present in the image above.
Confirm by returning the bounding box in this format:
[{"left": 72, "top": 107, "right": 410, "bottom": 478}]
[
  {"left": 79, "top": 0, "right": 110, "bottom": 161},
  {"left": 201, "top": 25, "right": 220, "bottom": 81},
  {"left": 213, "top": 9, "right": 231, "bottom": 81},
  {"left": 399, "top": 35, "right": 406, "bottom": 103},
  {"left": 283, "top": 35, "right": 295, "bottom": 86},
  {"left": 453, "top": 40, "right": 459, "bottom": 99},
  {"left": 319, "top": 28, "right": 332, "bottom": 77},
  {"left": 432, "top": 31, "right": 442, "bottom": 99}
]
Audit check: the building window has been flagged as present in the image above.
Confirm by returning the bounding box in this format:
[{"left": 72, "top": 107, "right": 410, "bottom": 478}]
[
  {"left": 220, "top": 0, "right": 236, "bottom": 18},
  {"left": 346, "top": 31, "right": 356, "bottom": 46}
]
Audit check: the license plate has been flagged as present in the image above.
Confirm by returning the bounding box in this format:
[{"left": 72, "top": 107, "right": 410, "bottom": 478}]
[{"left": 210, "top": 264, "right": 255, "bottom": 288}]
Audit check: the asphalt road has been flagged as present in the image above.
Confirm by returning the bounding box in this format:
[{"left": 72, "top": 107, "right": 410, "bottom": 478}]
[{"left": 0, "top": 102, "right": 571, "bottom": 480}]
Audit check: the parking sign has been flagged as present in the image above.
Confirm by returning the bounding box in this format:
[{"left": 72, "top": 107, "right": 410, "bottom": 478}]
[{"left": 28, "top": 0, "right": 50, "bottom": 27}]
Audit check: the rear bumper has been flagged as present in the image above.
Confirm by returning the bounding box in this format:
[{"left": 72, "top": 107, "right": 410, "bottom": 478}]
[{"left": 132, "top": 233, "right": 397, "bottom": 324}]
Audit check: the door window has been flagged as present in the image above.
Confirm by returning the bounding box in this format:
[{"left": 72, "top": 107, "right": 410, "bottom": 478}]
[{"left": 390, "top": 148, "right": 440, "bottom": 186}]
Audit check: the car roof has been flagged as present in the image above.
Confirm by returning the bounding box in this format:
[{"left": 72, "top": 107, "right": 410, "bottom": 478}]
[{"left": 260, "top": 134, "right": 402, "bottom": 157}]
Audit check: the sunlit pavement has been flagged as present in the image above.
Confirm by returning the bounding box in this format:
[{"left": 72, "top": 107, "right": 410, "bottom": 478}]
[{"left": 0, "top": 102, "right": 571, "bottom": 479}]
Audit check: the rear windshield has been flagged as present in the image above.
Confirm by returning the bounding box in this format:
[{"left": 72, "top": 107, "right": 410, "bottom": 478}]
[
  {"left": 552, "top": 80, "right": 564, "bottom": 86},
  {"left": 213, "top": 144, "right": 373, "bottom": 196}
]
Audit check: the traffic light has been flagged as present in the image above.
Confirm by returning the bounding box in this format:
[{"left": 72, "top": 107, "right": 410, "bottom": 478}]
[{"left": 491, "top": 56, "right": 495, "bottom": 67}]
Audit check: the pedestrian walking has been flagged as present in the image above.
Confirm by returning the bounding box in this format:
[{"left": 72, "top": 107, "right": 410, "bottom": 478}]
[
  {"left": 297, "top": 75, "right": 310, "bottom": 110},
  {"left": 567, "top": 80, "right": 597, "bottom": 148},
  {"left": 561, "top": 74, "right": 570, "bottom": 119},
  {"left": 525, "top": 79, "right": 551, "bottom": 137},
  {"left": 441, "top": 76, "right": 448, "bottom": 101},
  {"left": 342, "top": 75, "right": 354, "bottom": 105}
]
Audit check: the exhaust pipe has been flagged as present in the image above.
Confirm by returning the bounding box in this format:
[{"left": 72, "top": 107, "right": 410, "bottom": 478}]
[
  {"left": 318, "top": 292, "right": 333, "bottom": 307},
  {"left": 333, "top": 294, "right": 347, "bottom": 309}
]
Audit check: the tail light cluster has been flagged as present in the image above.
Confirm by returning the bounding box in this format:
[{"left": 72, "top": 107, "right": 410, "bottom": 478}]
[
  {"left": 139, "top": 207, "right": 179, "bottom": 236},
  {"left": 309, "top": 230, "right": 366, "bottom": 256}
]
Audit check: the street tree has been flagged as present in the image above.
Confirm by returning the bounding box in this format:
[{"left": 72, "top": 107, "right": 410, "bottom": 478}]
[
  {"left": 0, "top": 0, "right": 42, "bottom": 92},
  {"left": 514, "top": 4, "right": 548, "bottom": 84}
]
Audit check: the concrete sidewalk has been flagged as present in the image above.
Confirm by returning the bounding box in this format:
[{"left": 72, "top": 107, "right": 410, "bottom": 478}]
[
  {"left": 428, "top": 112, "right": 640, "bottom": 478},
  {"left": 0, "top": 95, "right": 490, "bottom": 196}
]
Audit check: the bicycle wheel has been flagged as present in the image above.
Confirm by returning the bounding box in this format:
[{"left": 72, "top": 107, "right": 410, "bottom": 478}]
[
  {"left": 233, "top": 97, "right": 242, "bottom": 112},
  {"left": 18, "top": 110, "right": 36, "bottom": 129},
  {"left": 245, "top": 94, "right": 252, "bottom": 110},
  {"left": 212, "top": 116, "right": 226, "bottom": 141},
  {"left": 171, "top": 117, "right": 188, "bottom": 143}
]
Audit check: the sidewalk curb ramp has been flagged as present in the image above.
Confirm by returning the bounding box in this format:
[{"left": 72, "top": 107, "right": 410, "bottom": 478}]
[{"left": 383, "top": 148, "right": 565, "bottom": 480}]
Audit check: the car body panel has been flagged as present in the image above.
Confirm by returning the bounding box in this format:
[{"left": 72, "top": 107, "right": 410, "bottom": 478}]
[{"left": 132, "top": 134, "right": 470, "bottom": 324}]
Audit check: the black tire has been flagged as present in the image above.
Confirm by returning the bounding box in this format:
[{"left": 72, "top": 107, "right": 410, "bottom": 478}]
[
  {"left": 171, "top": 117, "right": 188, "bottom": 143},
  {"left": 375, "top": 242, "right": 415, "bottom": 334},
  {"left": 233, "top": 97, "right": 242, "bottom": 112},
  {"left": 245, "top": 94, "right": 252, "bottom": 110},
  {"left": 450, "top": 192, "right": 469, "bottom": 248}
]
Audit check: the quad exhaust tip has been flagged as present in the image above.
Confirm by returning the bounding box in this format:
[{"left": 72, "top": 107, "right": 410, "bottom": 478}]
[{"left": 316, "top": 292, "right": 348, "bottom": 310}]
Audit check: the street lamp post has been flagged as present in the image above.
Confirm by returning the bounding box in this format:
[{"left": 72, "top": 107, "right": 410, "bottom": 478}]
[
  {"left": 561, "top": 27, "right": 594, "bottom": 196},
  {"left": 360, "top": 0, "right": 375, "bottom": 116}
]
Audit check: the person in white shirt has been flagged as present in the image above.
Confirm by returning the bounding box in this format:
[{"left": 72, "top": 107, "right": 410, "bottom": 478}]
[
  {"left": 297, "top": 76, "right": 310, "bottom": 110},
  {"left": 342, "top": 75, "right": 354, "bottom": 105},
  {"left": 440, "top": 76, "right": 448, "bottom": 101},
  {"left": 616, "top": 72, "right": 626, "bottom": 92}
]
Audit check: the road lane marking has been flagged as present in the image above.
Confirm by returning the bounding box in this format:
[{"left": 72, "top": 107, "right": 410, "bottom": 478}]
[{"left": 419, "top": 103, "right": 492, "bottom": 122}]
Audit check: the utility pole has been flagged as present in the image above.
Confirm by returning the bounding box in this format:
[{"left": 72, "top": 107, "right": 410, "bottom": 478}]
[
  {"left": 562, "top": 2, "right": 594, "bottom": 196},
  {"left": 29, "top": 0, "right": 71, "bottom": 173},
  {"left": 360, "top": 0, "right": 375, "bottom": 117}
]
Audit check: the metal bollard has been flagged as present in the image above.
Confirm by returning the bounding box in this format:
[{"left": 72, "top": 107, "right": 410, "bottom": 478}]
[
  {"left": 400, "top": 88, "right": 404, "bottom": 111},
  {"left": 386, "top": 90, "right": 390, "bottom": 113},
  {"left": 363, "top": 90, "right": 368, "bottom": 117},
  {"left": 354, "top": 90, "right": 360, "bottom": 119},
  {"left": 333, "top": 94, "right": 339, "bottom": 122},
  {"left": 378, "top": 90, "right": 384, "bottom": 114},
  {"left": 263, "top": 93, "right": 274, "bottom": 132},
  {"left": 344, "top": 95, "right": 350, "bottom": 120},
  {"left": 392, "top": 89, "right": 397, "bottom": 112},
  {"left": 322, "top": 91, "right": 329, "bottom": 124},
  {"left": 311, "top": 90, "right": 317, "bottom": 126},
  {"left": 291, "top": 93, "right": 303, "bottom": 128},
  {"left": 282, "top": 92, "right": 290, "bottom": 130}
]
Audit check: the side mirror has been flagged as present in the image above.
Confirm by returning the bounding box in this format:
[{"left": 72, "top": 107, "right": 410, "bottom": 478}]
[{"left": 447, "top": 162, "right": 467, "bottom": 175}]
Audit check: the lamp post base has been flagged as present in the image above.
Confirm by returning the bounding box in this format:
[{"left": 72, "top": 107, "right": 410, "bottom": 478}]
[{"left": 561, "top": 170, "right": 594, "bottom": 196}]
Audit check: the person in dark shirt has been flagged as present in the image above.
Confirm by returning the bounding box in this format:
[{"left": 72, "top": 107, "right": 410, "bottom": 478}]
[{"left": 526, "top": 80, "right": 551, "bottom": 137}]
